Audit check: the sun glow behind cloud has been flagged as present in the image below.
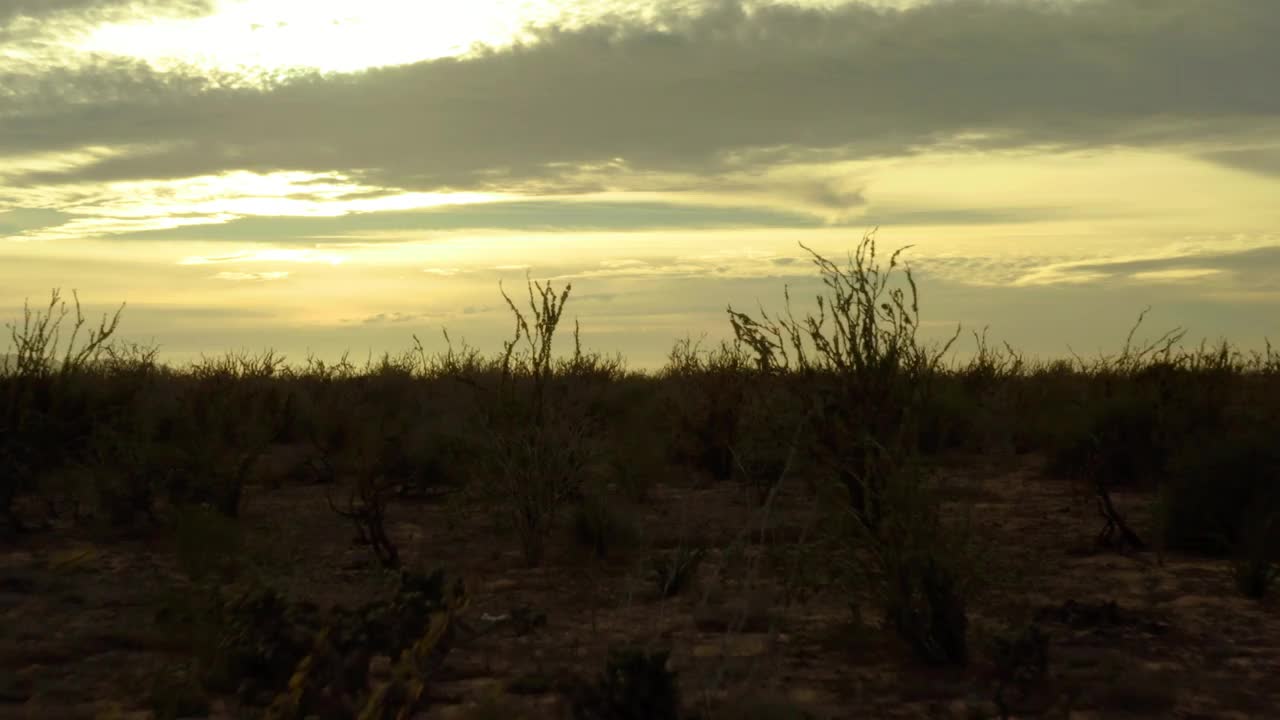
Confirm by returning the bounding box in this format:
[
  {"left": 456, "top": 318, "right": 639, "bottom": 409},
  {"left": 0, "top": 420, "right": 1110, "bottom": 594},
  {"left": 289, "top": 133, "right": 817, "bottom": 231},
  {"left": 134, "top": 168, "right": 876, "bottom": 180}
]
[
  {"left": 75, "top": 0, "right": 553, "bottom": 74},
  {"left": 69, "top": 0, "right": 704, "bottom": 76},
  {"left": 69, "top": 0, "right": 933, "bottom": 76}
]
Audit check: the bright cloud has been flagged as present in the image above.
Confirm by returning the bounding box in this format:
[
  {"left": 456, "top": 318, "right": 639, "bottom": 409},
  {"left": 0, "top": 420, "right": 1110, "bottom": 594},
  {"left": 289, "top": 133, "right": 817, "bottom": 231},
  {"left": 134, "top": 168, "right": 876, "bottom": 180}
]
[
  {"left": 178, "top": 248, "right": 345, "bottom": 265},
  {"left": 212, "top": 270, "right": 289, "bottom": 280}
]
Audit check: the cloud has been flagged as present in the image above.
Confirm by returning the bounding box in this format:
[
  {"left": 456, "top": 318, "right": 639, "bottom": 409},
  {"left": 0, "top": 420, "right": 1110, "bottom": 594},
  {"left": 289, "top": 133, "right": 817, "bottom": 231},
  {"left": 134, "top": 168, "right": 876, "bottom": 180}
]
[
  {"left": 1010, "top": 243, "right": 1280, "bottom": 288},
  {"left": 0, "top": 0, "right": 213, "bottom": 26},
  {"left": 359, "top": 311, "right": 433, "bottom": 325},
  {"left": 178, "top": 248, "right": 345, "bottom": 265},
  {"left": 0, "top": 1, "right": 217, "bottom": 60},
  {"left": 529, "top": 250, "right": 820, "bottom": 282},
  {"left": 856, "top": 205, "right": 1091, "bottom": 227},
  {"left": 1130, "top": 268, "right": 1223, "bottom": 282},
  {"left": 212, "top": 270, "right": 290, "bottom": 281},
  {"left": 912, "top": 254, "right": 1073, "bottom": 287},
  {"left": 108, "top": 199, "right": 824, "bottom": 243},
  {"left": 3, "top": 0, "right": 1277, "bottom": 193},
  {"left": 0, "top": 166, "right": 513, "bottom": 241},
  {"left": 0, "top": 207, "right": 71, "bottom": 235},
  {"left": 1200, "top": 145, "right": 1280, "bottom": 179}
]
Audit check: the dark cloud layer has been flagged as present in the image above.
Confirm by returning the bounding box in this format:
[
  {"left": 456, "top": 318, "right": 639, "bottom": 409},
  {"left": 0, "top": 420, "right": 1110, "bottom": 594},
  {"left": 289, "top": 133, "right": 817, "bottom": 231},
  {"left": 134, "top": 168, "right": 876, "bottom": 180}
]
[
  {"left": 2, "top": 0, "right": 1278, "bottom": 192},
  {"left": 0, "top": 0, "right": 211, "bottom": 24},
  {"left": 1060, "top": 245, "right": 1280, "bottom": 290},
  {"left": 0, "top": 0, "right": 214, "bottom": 48},
  {"left": 1200, "top": 146, "right": 1280, "bottom": 179}
]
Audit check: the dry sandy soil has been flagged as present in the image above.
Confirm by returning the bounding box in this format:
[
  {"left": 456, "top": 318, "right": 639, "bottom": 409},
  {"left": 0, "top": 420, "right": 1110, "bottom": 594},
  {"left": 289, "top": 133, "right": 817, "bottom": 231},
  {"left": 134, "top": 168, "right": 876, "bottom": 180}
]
[{"left": 1, "top": 451, "right": 1277, "bottom": 719}]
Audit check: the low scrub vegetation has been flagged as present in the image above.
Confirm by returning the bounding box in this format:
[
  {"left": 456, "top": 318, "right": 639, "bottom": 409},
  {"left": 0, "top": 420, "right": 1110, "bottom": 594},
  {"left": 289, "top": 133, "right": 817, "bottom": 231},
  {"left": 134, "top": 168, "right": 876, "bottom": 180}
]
[{"left": 4, "top": 229, "right": 1279, "bottom": 718}]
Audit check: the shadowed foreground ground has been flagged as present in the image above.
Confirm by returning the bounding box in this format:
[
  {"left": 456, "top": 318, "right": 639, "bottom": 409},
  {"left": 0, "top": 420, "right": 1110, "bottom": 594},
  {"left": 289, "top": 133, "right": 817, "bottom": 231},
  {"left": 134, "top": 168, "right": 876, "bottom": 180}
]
[{"left": 2, "top": 448, "right": 1277, "bottom": 719}]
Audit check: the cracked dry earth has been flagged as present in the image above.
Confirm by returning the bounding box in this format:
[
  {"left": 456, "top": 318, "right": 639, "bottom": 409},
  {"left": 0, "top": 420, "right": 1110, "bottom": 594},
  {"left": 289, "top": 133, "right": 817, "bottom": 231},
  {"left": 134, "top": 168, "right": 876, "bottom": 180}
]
[{"left": 1, "top": 452, "right": 1278, "bottom": 719}]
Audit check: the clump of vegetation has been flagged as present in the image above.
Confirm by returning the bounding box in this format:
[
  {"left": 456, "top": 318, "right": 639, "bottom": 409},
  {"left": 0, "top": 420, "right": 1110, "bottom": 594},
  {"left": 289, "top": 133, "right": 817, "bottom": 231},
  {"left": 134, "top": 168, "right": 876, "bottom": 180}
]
[
  {"left": 989, "top": 623, "right": 1051, "bottom": 718},
  {"left": 569, "top": 645, "right": 681, "bottom": 720},
  {"left": 571, "top": 488, "right": 638, "bottom": 560},
  {"left": 728, "top": 231, "right": 981, "bottom": 666},
  {"left": 855, "top": 463, "right": 980, "bottom": 667},
  {"left": 662, "top": 338, "right": 751, "bottom": 485},
  {"left": 731, "top": 372, "right": 810, "bottom": 504},
  {"left": 327, "top": 469, "right": 402, "bottom": 568},
  {"left": 1, "top": 289, "right": 127, "bottom": 533},
  {"left": 464, "top": 277, "right": 606, "bottom": 567},
  {"left": 1159, "top": 426, "right": 1280, "bottom": 557},
  {"left": 918, "top": 327, "right": 1027, "bottom": 458},
  {"left": 188, "top": 568, "right": 467, "bottom": 716},
  {"left": 184, "top": 584, "right": 319, "bottom": 700},
  {"left": 148, "top": 669, "right": 211, "bottom": 720},
  {"left": 728, "top": 232, "right": 959, "bottom": 529},
  {"left": 605, "top": 421, "right": 665, "bottom": 503},
  {"left": 1233, "top": 511, "right": 1280, "bottom": 600},
  {"left": 173, "top": 504, "right": 246, "bottom": 582},
  {"left": 652, "top": 545, "right": 706, "bottom": 598},
  {"left": 1047, "top": 317, "right": 1267, "bottom": 553}
]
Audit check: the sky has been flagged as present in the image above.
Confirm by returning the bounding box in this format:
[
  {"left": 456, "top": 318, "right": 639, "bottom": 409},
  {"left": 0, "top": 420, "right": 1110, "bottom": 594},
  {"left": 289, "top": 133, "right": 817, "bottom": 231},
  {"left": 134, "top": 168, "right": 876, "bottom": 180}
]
[{"left": 1, "top": 0, "right": 1278, "bottom": 369}]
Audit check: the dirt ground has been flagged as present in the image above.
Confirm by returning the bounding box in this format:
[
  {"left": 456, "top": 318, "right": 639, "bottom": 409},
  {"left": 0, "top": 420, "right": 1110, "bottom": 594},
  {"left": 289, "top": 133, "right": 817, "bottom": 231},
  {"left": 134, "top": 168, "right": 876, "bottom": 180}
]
[{"left": 2, "top": 451, "right": 1277, "bottom": 719}]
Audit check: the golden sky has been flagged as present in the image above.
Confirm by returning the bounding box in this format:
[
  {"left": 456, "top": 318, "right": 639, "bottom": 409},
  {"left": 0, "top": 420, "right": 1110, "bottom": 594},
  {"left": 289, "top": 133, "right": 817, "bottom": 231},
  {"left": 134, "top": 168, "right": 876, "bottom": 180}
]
[{"left": 2, "top": 0, "right": 1278, "bottom": 368}]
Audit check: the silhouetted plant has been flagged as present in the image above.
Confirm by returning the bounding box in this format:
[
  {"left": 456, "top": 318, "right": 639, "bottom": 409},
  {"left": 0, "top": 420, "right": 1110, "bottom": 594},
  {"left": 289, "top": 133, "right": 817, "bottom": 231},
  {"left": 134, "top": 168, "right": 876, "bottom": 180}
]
[
  {"left": 652, "top": 545, "right": 705, "bottom": 598},
  {"left": 327, "top": 472, "right": 401, "bottom": 570},
  {"left": 731, "top": 373, "right": 808, "bottom": 504},
  {"left": 990, "top": 623, "right": 1051, "bottom": 718},
  {"left": 570, "top": 646, "right": 680, "bottom": 720},
  {"left": 844, "top": 462, "right": 978, "bottom": 666},
  {"left": 1232, "top": 511, "right": 1279, "bottom": 599},
  {"left": 1, "top": 289, "right": 128, "bottom": 534},
  {"left": 918, "top": 328, "right": 1027, "bottom": 457},
  {"left": 148, "top": 670, "right": 210, "bottom": 720},
  {"left": 470, "top": 276, "right": 601, "bottom": 566},
  {"left": 184, "top": 567, "right": 465, "bottom": 715},
  {"left": 1160, "top": 427, "right": 1280, "bottom": 556},
  {"left": 728, "top": 230, "right": 957, "bottom": 529},
  {"left": 310, "top": 415, "right": 410, "bottom": 569},
  {"left": 662, "top": 338, "right": 751, "bottom": 483},
  {"left": 5, "top": 288, "right": 123, "bottom": 378},
  {"left": 730, "top": 232, "right": 980, "bottom": 666},
  {"left": 571, "top": 488, "right": 638, "bottom": 560},
  {"left": 174, "top": 504, "right": 246, "bottom": 582}
]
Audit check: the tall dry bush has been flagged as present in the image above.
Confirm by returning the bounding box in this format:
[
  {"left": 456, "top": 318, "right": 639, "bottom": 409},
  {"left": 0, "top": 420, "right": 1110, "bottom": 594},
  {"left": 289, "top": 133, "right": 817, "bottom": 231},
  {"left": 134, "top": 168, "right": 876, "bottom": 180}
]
[
  {"left": 917, "top": 328, "right": 1027, "bottom": 458},
  {"left": 457, "top": 277, "right": 604, "bottom": 566},
  {"left": 1048, "top": 313, "right": 1272, "bottom": 552},
  {"left": 661, "top": 338, "right": 752, "bottom": 484},
  {"left": 728, "top": 230, "right": 987, "bottom": 665},
  {"left": 1, "top": 290, "right": 127, "bottom": 533},
  {"left": 296, "top": 353, "right": 468, "bottom": 566},
  {"left": 728, "top": 230, "right": 958, "bottom": 528}
]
